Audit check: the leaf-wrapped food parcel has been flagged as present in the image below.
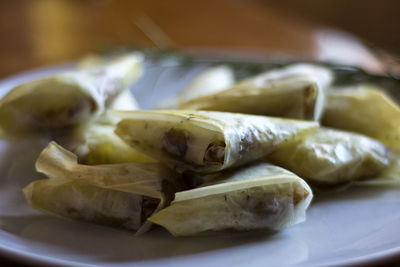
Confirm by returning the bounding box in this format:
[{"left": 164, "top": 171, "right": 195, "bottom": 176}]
[
  {"left": 355, "top": 153, "right": 400, "bottom": 186},
  {"left": 108, "top": 89, "right": 140, "bottom": 111},
  {"left": 95, "top": 83, "right": 141, "bottom": 125},
  {"left": 113, "top": 110, "right": 318, "bottom": 173},
  {"left": 159, "top": 65, "right": 235, "bottom": 109},
  {"left": 269, "top": 128, "right": 390, "bottom": 184},
  {"left": 23, "top": 142, "right": 182, "bottom": 234},
  {"left": 322, "top": 85, "right": 400, "bottom": 151},
  {"left": 149, "top": 162, "right": 313, "bottom": 236},
  {"left": 53, "top": 85, "right": 147, "bottom": 165},
  {"left": 59, "top": 123, "right": 155, "bottom": 165},
  {"left": 178, "top": 64, "right": 333, "bottom": 121},
  {"left": 0, "top": 53, "right": 143, "bottom": 139}
]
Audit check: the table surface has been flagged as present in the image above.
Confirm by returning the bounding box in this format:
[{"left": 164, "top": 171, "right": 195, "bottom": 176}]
[{"left": 0, "top": 1, "right": 399, "bottom": 266}]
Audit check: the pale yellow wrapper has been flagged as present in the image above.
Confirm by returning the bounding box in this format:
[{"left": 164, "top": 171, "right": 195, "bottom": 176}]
[
  {"left": 0, "top": 53, "right": 143, "bottom": 139},
  {"left": 159, "top": 65, "right": 235, "bottom": 109},
  {"left": 113, "top": 110, "right": 318, "bottom": 173},
  {"left": 322, "top": 85, "right": 400, "bottom": 151},
  {"left": 149, "top": 162, "right": 312, "bottom": 236},
  {"left": 178, "top": 64, "right": 332, "bottom": 121},
  {"left": 23, "top": 141, "right": 182, "bottom": 234},
  {"left": 269, "top": 128, "right": 390, "bottom": 184}
]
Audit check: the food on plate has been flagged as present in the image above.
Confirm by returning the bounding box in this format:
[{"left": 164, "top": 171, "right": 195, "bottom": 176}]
[
  {"left": 149, "top": 162, "right": 312, "bottom": 236},
  {"left": 23, "top": 141, "right": 182, "bottom": 234},
  {"left": 178, "top": 65, "right": 235, "bottom": 100},
  {"left": 97, "top": 89, "right": 141, "bottom": 124},
  {"left": 322, "top": 85, "right": 400, "bottom": 150},
  {"left": 52, "top": 82, "right": 147, "bottom": 164},
  {"left": 358, "top": 153, "right": 400, "bottom": 185},
  {"left": 176, "top": 64, "right": 333, "bottom": 121},
  {"left": 113, "top": 110, "right": 318, "bottom": 173},
  {"left": 269, "top": 128, "right": 390, "bottom": 184},
  {"left": 9, "top": 54, "right": 399, "bottom": 237},
  {"left": 0, "top": 53, "right": 143, "bottom": 139},
  {"left": 59, "top": 123, "right": 155, "bottom": 165},
  {"left": 160, "top": 65, "right": 235, "bottom": 108}
]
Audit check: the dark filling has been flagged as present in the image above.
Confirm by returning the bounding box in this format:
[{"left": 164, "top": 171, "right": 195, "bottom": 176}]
[
  {"left": 162, "top": 128, "right": 189, "bottom": 158},
  {"left": 64, "top": 206, "right": 134, "bottom": 229},
  {"left": 293, "top": 188, "right": 307, "bottom": 205},
  {"left": 39, "top": 98, "right": 96, "bottom": 129},
  {"left": 204, "top": 142, "right": 226, "bottom": 163},
  {"left": 141, "top": 197, "right": 160, "bottom": 223},
  {"left": 242, "top": 192, "right": 288, "bottom": 221},
  {"left": 182, "top": 171, "right": 218, "bottom": 189}
]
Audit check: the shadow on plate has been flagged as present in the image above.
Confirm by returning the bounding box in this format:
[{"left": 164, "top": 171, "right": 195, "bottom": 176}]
[
  {"left": 311, "top": 183, "right": 397, "bottom": 204},
  {"left": 0, "top": 213, "right": 281, "bottom": 264}
]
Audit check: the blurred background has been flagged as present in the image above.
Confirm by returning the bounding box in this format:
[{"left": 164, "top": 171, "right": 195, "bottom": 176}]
[{"left": 0, "top": 0, "right": 399, "bottom": 77}]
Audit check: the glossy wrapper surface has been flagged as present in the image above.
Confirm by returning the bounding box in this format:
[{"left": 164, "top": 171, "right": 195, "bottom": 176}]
[
  {"left": 0, "top": 53, "right": 143, "bottom": 139},
  {"left": 149, "top": 162, "right": 312, "bottom": 236},
  {"left": 322, "top": 85, "right": 400, "bottom": 151},
  {"left": 113, "top": 110, "right": 319, "bottom": 173},
  {"left": 177, "top": 64, "right": 333, "bottom": 121},
  {"left": 269, "top": 128, "right": 390, "bottom": 184},
  {"left": 23, "top": 142, "right": 182, "bottom": 234}
]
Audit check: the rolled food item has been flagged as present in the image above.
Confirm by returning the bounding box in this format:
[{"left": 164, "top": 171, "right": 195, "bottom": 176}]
[
  {"left": 269, "top": 128, "right": 390, "bottom": 185},
  {"left": 322, "top": 84, "right": 400, "bottom": 151},
  {"left": 177, "top": 64, "right": 333, "bottom": 121},
  {"left": 52, "top": 81, "right": 149, "bottom": 164},
  {"left": 23, "top": 141, "right": 182, "bottom": 234},
  {"left": 159, "top": 65, "right": 235, "bottom": 109},
  {"left": 113, "top": 110, "right": 319, "bottom": 173},
  {"left": 355, "top": 152, "right": 400, "bottom": 186},
  {"left": 0, "top": 53, "right": 143, "bottom": 139},
  {"left": 149, "top": 162, "right": 313, "bottom": 236},
  {"left": 108, "top": 89, "right": 140, "bottom": 111},
  {"left": 52, "top": 76, "right": 146, "bottom": 164},
  {"left": 58, "top": 123, "right": 155, "bottom": 165},
  {"left": 94, "top": 81, "right": 141, "bottom": 124}
]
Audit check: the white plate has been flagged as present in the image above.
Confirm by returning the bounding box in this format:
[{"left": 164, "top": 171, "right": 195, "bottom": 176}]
[{"left": 1, "top": 62, "right": 400, "bottom": 267}]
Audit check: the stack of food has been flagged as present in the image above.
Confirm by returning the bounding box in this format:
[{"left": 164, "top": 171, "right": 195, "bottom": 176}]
[{"left": 1, "top": 53, "right": 398, "bottom": 236}]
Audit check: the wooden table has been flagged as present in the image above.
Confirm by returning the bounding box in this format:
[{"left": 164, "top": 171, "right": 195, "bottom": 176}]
[{"left": 1, "top": 0, "right": 399, "bottom": 78}]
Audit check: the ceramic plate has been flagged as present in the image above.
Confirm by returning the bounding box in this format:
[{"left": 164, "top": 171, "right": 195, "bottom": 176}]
[{"left": 1, "top": 61, "right": 400, "bottom": 267}]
